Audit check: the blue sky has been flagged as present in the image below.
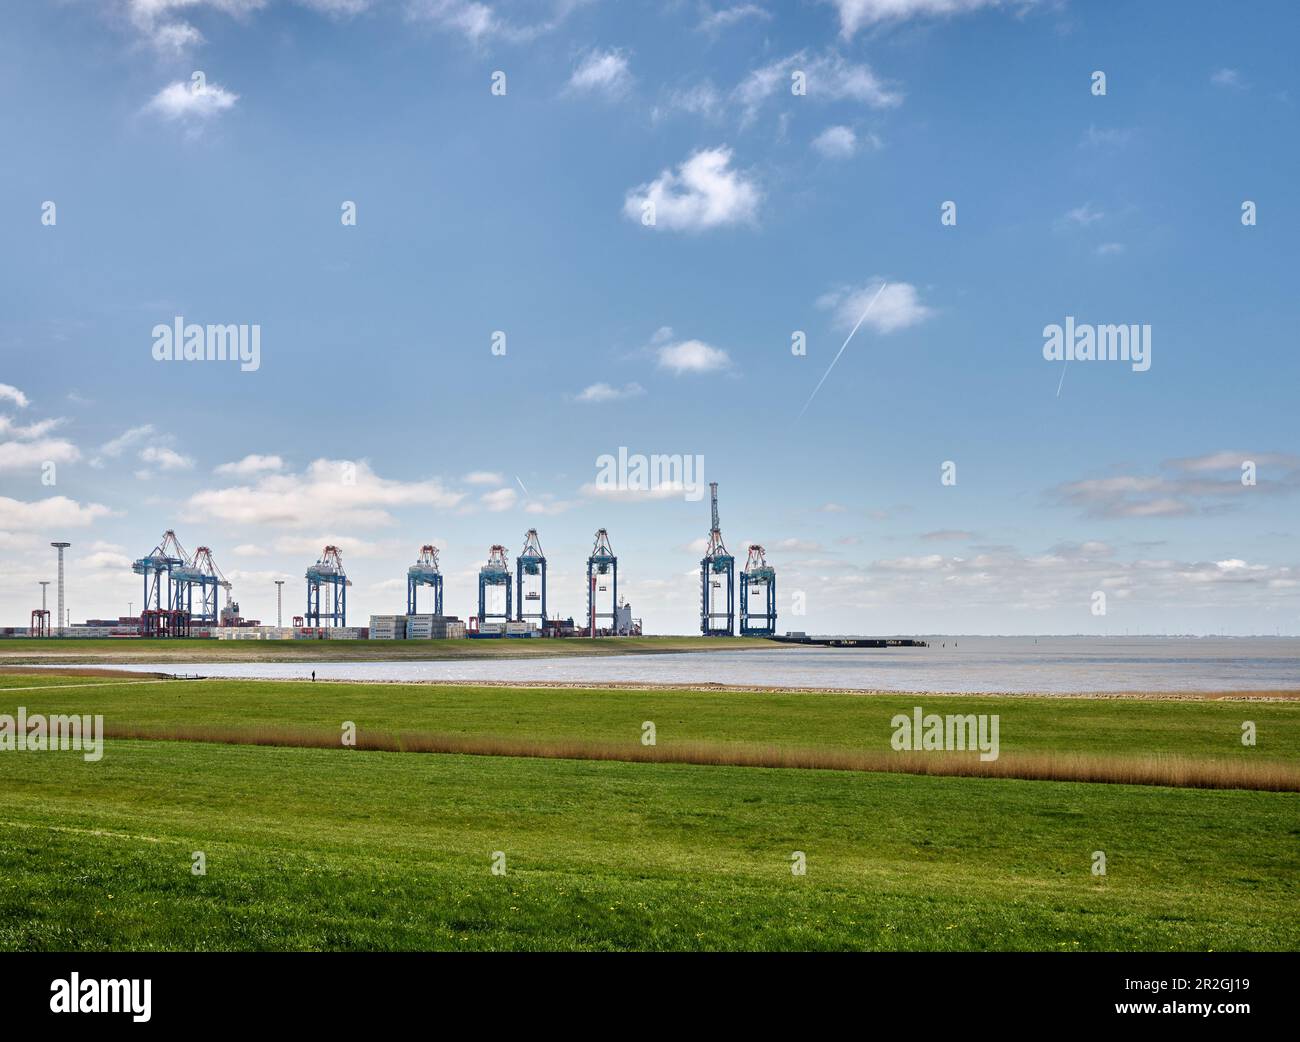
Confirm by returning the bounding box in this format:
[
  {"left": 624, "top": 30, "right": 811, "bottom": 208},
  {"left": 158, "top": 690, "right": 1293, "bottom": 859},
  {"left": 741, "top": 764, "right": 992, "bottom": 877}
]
[{"left": 1, "top": 0, "right": 1298, "bottom": 634}]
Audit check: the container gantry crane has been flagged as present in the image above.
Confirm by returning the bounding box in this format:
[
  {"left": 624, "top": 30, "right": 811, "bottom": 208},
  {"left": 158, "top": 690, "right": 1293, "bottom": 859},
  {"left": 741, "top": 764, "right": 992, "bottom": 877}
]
[
  {"left": 132, "top": 529, "right": 191, "bottom": 637},
  {"left": 586, "top": 528, "right": 618, "bottom": 637},
  {"left": 407, "top": 544, "right": 444, "bottom": 616},
  {"left": 306, "top": 545, "right": 349, "bottom": 627},
  {"left": 171, "top": 545, "right": 229, "bottom": 626},
  {"left": 740, "top": 544, "right": 777, "bottom": 636},
  {"left": 515, "top": 528, "right": 547, "bottom": 626},
  {"left": 477, "top": 544, "right": 512, "bottom": 626},
  {"left": 700, "top": 482, "right": 735, "bottom": 636}
]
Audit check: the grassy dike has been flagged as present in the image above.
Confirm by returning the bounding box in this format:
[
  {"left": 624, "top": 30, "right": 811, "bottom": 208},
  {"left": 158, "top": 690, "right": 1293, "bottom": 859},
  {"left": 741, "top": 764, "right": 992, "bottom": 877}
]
[
  {"left": 2, "top": 673, "right": 1297, "bottom": 762},
  {"left": 0, "top": 674, "right": 1296, "bottom": 950}
]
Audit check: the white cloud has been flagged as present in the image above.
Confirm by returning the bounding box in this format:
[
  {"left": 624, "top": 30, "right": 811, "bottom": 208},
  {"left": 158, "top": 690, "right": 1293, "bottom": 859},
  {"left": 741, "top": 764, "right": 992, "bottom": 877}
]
[
  {"left": 124, "top": 1, "right": 250, "bottom": 48},
  {"left": 406, "top": 0, "right": 506, "bottom": 42},
  {"left": 656, "top": 339, "right": 731, "bottom": 374},
  {"left": 775, "top": 538, "right": 823, "bottom": 552},
  {"left": 567, "top": 48, "right": 632, "bottom": 97},
  {"left": 406, "top": 0, "right": 588, "bottom": 45},
  {"left": 874, "top": 553, "right": 953, "bottom": 572},
  {"left": 1168, "top": 450, "right": 1300, "bottom": 473},
  {"left": 824, "top": 0, "right": 1021, "bottom": 38},
  {"left": 0, "top": 384, "right": 30, "bottom": 408},
  {"left": 121, "top": 0, "right": 375, "bottom": 55},
  {"left": 409, "top": 0, "right": 499, "bottom": 41},
  {"left": 481, "top": 487, "right": 518, "bottom": 511},
  {"left": 99, "top": 425, "right": 153, "bottom": 459},
  {"left": 652, "top": 81, "right": 724, "bottom": 123},
  {"left": 812, "top": 124, "right": 858, "bottom": 158},
  {"left": 464, "top": 470, "right": 504, "bottom": 485},
  {"left": 623, "top": 146, "right": 761, "bottom": 232},
  {"left": 299, "top": 0, "right": 375, "bottom": 12},
  {"left": 0, "top": 495, "right": 115, "bottom": 530},
  {"left": 524, "top": 495, "right": 579, "bottom": 515},
  {"left": 581, "top": 482, "right": 695, "bottom": 502},
  {"left": 139, "top": 445, "right": 193, "bottom": 471},
  {"left": 732, "top": 59, "right": 791, "bottom": 116},
  {"left": 149, "top": 21, "right": 203, "bottom": 55},
  {"left": 1211, "top": 67, "right": 1244, "bottom": 89},
  {"left": 144, "top": 80, "right": 239, "bottom": 122},
  {"left": 576, "top": 382, "right": 645, "bottom": 403},
  {"left": 921, "top": 529, "right": 974, "bottom": 542},
  {"left": 1061, "top": 202, "right": 1104, "bottom": 226},
  {"left": 1096, "top": 242, "right": 1126, "bottom": 256},
  {"left": 185, "top": 458, "right": 466, "bottom": 527},
  {"left": 92, "top": 424, "right": 155, "bottom": 468},
  {"left": 273, "top": 534, "right": 390, "bottom": 558},
  {"left": 0, "top": 417, "right": 63, "bottom": 439},
  {"left": 0, "top": 413, "right": 78, "bottom": 471},
  {"left": 712, "top": 533, "right": 1300, "bottom": 634},
  {"left": 79, "top": 550, "right": 133, "bottom": 570},
  {"left": 1051, "top": 453, "right": 1300, "bottom": 519},
  {"left": 0, "top": 438, "right": 81, "bottom": 472},
  {"left": 1081, "top": 125, "right": 1134, "bottom": 149},
  {"left": 817, "top": 280, "right": 934, "bottom": 334},
  {"left": 232, "top": 543, "right": 268, "bottom": 557},
  {"left": 122, "top": 0, "right": 218, "bottom": 55},
  {"left": 698, "top": 4, "right": 771, "bottom": 33},
  {"left": 215, "top": 454, "right": 284, "bottom": 476},
  {"left": 735, "top": 51, "right": 902, "bottom": 124}
]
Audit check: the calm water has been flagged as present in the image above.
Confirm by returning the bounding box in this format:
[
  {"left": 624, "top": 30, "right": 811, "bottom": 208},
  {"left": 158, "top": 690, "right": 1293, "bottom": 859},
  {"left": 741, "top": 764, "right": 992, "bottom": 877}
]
[{"left": 74, "top": 636, "right": 1300, "bottom": 693}]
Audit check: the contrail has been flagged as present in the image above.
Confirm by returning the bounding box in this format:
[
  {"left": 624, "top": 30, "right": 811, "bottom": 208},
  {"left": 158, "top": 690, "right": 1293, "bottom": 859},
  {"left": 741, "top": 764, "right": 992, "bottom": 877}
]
[
  {"left": 515, "top": 475, "right": 530, "bottom": 500},
  {"left": 799, "top": 281, "right": 888, "bottom": 418},
  {"left": 1056, "top": 359, "right": 1069, "bottom": 397}
]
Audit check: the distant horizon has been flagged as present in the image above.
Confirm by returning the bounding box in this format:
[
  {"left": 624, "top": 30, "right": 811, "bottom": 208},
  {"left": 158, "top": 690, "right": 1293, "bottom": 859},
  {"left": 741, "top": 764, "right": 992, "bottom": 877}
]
[
  {"left": 6, "top": 619, "right": 1299, "bottom": 641},
  {"left": 2, "top": 1, "right": 1297, "bottom": 635}
]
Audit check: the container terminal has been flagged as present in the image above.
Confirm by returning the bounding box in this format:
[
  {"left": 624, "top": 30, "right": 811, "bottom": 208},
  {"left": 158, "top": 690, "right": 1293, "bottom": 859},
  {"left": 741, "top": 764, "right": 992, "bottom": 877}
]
[{"left": 5, "top": 483, "right": 921, "bottom": 647}]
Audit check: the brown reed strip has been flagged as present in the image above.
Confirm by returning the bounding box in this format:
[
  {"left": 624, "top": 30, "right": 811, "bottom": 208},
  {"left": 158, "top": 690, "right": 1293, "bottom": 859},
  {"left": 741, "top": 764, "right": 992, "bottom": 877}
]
[{"left": 101, "top": 723, "right": 1300, "bottom": 792}]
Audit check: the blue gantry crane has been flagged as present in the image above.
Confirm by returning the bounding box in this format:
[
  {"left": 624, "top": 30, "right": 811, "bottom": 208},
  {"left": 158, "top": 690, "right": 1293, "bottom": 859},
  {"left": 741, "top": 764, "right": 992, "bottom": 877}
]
[
  {"left": 170, "top": 545, "right": 228, "bottom": 626},
  {"left": 407, "top": 544, "right": 443, "bottom": 615},
  {"left": 586, "top": 528, "right": 618, "bottom": 637},
  {"left": 306, "top": 545, "right": 349, "bottom": 627},
  {"left": 478, "top": 544, "right": 512, "bottom": 626},
  {"left": 700, "top": 482, "right": 735, "bottom": 636},
  {"left": 132, "top": 529, "right": 190, "bottom": 636},
  {"left": 515, "top": 528, "right": 546, "bottom": 626},
  {"left": 740, "top": 544, "right": 777, "bottom": 636}
]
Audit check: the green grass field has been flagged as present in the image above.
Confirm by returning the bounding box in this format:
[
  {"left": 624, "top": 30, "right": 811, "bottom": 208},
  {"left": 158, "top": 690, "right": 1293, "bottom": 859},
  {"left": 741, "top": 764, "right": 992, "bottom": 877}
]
[
  {"left": 1, "top": 674, "right": 1296, "bottom": 950},
  {"left": 0, "top": 635, "right": 772, "bottom": 664},
  {"left": 1, "top": 673, "right": 1297, "bottom": 762}
]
